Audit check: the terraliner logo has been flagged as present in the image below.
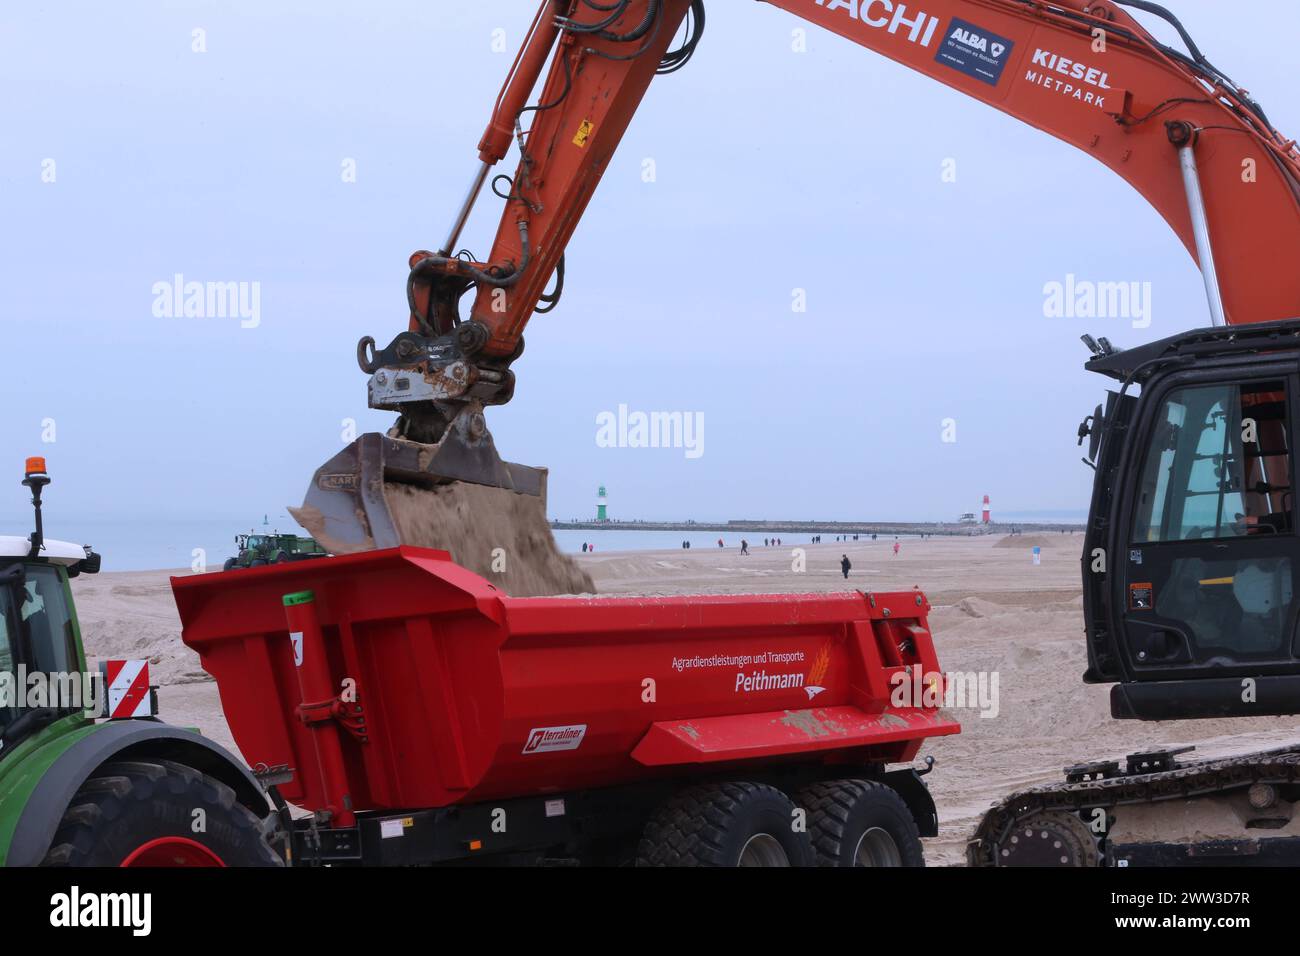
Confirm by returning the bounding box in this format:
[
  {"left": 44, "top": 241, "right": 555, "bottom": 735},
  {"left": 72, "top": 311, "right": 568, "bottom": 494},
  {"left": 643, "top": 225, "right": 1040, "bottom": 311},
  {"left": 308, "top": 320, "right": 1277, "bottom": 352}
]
[{"left": 522, "top": 724, "right": 587, "bottom": 754}]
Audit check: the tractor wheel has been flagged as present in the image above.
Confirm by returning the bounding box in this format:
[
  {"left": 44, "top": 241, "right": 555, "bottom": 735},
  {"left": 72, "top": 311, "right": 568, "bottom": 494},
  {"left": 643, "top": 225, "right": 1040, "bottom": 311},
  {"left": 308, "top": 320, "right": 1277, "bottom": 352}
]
[
  {"left": 796, "top": 779, "right": 924, "bottom": 867},
  {"left": 273, "top": 553, "right": 290, "bottom": 564},
  {"left": 222, "top": 557, "right": 238, "bottom": 572},
  {"left": 635, "top": 781, "right": 813, "bottom": 867},
  {"left": 41, "top": 759, "right": 282, "bottom": 867},
  {"left": 250, "top": 558, "right": 267, "bottom": 567}
]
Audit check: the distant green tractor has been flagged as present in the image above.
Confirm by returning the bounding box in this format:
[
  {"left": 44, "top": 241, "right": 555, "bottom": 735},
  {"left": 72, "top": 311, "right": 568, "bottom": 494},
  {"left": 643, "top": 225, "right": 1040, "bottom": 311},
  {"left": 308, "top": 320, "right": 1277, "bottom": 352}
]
[{"left": 223, "top": 532, "right": 328, "bottom": 571}]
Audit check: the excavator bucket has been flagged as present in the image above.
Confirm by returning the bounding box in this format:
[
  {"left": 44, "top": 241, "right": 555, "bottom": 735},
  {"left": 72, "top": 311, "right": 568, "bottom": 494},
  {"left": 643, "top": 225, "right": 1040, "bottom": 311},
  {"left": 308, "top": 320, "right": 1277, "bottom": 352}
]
[
  {"left": 290, "top": 416, "right": 545, "bottom": 555},
  {"left": 288, "top": 410, "right": 592, "bottom": 597}
]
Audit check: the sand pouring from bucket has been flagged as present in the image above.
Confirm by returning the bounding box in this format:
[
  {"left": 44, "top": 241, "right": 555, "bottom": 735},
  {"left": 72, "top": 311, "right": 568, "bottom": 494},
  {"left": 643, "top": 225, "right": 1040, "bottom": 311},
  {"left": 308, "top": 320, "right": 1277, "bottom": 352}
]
[{"left": 290, "top": 401, "right": 546, "bottom": 554}]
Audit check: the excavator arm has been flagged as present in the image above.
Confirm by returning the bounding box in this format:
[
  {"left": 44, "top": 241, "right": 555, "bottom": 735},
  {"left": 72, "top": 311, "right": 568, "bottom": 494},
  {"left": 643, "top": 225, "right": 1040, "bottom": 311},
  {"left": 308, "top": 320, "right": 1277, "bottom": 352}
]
[
  {"left": 302, "top": 0, "right": 1300, "bottom": 552},
  {"left": 370, "top": 0, "right": 1300, "bottom": 413}
]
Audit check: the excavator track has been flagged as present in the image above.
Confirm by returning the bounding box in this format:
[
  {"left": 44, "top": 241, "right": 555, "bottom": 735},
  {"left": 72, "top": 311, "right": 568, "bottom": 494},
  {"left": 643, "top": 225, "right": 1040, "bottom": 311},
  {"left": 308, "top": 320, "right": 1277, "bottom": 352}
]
[{"left": 968, "top": 744, "right": 1300, "bottom": 867}]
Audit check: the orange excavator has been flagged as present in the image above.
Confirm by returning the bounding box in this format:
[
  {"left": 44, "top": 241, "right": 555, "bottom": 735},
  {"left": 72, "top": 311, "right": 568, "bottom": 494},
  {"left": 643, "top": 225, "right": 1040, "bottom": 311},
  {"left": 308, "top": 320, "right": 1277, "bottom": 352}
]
[{"left": 299, "top": 0, "right": 1300, "bottom": 864}]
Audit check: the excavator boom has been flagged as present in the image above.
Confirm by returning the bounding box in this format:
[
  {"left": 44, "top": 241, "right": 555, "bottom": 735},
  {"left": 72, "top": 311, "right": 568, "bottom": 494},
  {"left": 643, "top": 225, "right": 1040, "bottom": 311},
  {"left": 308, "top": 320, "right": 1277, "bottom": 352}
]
[
  {"left": 300, "top": 0, "right": 1300, "bottom": 582},
  {"left": 409, "top": 0, "right": 1300, "bottom": 372}
]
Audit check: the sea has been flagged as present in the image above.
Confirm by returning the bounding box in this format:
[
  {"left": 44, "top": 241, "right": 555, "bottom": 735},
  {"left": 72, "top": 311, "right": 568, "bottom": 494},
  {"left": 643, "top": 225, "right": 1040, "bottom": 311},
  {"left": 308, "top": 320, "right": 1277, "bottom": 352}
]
[{"left": 5, "top": 513, "right": 1084, "bottom": 573}]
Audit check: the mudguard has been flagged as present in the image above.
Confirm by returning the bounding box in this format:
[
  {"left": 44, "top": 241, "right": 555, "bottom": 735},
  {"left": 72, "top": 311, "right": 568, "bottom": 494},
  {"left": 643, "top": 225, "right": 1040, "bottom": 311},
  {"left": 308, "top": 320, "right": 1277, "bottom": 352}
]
[
  {"left": 5, "top": 719, "right": 268, "bottom": 867},
  {"left": 880, "top": 768, "right": 939, "bottom": 839}
]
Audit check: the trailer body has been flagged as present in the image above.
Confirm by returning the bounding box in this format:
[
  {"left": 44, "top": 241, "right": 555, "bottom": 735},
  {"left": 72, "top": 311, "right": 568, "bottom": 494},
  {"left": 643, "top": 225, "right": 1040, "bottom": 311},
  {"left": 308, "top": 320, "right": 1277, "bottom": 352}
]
[{"left": 172, "top": 547, "right": 958, "bottom": 863}]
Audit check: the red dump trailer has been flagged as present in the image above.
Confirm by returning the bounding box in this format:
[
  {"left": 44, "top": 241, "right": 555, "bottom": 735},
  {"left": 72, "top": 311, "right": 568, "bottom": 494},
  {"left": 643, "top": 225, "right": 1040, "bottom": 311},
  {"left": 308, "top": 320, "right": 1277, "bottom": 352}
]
[{"left": 171, "top": 547, "right": 959, "bottom": 866}]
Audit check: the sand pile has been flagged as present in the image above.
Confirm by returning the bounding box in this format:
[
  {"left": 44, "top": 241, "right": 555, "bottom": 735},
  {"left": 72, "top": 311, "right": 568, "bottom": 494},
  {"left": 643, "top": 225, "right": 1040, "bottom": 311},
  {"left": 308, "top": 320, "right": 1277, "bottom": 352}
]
[
  {"left": 954, "top": 596, "right": 1006, "bottom": 618},
  {"left": 71, "top": 576, "right": 212, "bottom": 687},
  {"left": 381, "top": 482, "right": 594, "bottom": 597},
  {"left": 993, "top": 534, "right": 1057, "bottom": 550}
]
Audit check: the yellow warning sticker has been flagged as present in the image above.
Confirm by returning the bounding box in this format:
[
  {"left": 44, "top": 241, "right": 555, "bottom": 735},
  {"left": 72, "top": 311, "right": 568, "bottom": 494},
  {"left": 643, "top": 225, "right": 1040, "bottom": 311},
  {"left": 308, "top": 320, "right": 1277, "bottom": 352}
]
[{"left": 573, "top": 120, "right": 595, "bottom": 148}]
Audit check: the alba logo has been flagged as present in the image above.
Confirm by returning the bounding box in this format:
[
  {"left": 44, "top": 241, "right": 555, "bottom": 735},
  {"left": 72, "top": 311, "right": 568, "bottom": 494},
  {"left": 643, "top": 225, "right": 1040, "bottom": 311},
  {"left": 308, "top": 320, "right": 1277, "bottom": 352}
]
[
  {"left": 522, "top": 724, "right": 587, "bottom": 754},
  {"left": 950, "top": 27, "right": 1005, "bottom": 58}
]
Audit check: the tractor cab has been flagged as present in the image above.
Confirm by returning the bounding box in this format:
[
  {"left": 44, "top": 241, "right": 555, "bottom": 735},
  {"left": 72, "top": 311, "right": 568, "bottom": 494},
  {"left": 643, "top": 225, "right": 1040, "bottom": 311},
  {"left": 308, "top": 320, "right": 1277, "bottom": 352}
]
[
  {"left": 0, "top": 458, "right": 102, "bottom": 747},
  {"left": 1079, "top": 320, "right": 1300, "bottom": 720}
]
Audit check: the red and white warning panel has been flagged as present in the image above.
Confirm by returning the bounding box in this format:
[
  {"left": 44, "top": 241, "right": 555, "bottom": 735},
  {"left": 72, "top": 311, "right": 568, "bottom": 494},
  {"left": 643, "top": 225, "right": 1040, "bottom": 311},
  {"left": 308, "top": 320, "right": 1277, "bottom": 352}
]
[{"left": 100, "top": 660, "right": 156, "bottom": 719}]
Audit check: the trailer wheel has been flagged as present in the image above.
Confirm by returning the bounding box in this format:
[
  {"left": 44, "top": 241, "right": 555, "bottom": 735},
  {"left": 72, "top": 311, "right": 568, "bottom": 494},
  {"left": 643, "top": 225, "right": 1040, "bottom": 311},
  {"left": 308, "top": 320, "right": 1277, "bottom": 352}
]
[
  {"left": 41, "top": 759, "right": 282, "bottom": 867},
  {"left": 796, "top": 779, "right": 924, "bottom": 867},
  {"left": 635, "top": 782, "right": 813, "bottom": 867}
]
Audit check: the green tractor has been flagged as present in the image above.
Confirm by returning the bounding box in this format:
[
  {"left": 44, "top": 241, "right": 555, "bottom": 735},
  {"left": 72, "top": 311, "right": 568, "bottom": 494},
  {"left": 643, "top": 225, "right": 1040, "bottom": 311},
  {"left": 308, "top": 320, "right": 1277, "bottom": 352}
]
[
  {"left": 224, "top": 531, "right": 328, "bottom": 571},
  {"left": 0, "top": 457, "right": 280, "bottom": 866}
]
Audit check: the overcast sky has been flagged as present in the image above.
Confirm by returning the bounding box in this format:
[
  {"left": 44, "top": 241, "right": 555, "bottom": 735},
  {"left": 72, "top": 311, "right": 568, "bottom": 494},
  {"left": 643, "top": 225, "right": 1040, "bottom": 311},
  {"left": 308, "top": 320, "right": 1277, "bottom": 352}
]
[{"left": 3, "top": 1, "right": 1296, "bottom": 526}]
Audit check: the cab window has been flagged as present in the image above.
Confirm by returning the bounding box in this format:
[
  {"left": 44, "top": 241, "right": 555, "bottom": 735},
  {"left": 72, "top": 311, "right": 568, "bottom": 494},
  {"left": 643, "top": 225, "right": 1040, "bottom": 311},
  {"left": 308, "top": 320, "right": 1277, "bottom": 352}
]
[
  {"left": 1133, "top": 381, "right": 1292, "bottom": 543},
  {"left": 0, "top": 585, "right": 16, "bottom": 734},
  {"left": 21, "top": 565, "right": 78, "bottom": 674}
]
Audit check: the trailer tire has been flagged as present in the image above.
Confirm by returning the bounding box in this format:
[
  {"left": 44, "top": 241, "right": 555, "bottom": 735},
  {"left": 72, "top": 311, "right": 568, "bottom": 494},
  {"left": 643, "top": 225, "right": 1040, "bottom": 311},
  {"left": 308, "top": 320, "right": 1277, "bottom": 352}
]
[
  {"left": 635, "top": 781, "right": 813, "bottom": 867},
  {"left": 796, "top": 779, "right": 924, "bottom": 867},
  {"left": 41, "top": 759, "right": 282, "bottom": 867}
]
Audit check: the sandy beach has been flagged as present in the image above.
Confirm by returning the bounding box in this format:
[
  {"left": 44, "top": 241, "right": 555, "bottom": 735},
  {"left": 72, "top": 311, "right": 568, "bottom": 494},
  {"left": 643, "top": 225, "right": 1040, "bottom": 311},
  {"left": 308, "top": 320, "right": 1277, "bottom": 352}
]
[{"left": 72, "top": 533, "right": 1300, "bottom": 866}]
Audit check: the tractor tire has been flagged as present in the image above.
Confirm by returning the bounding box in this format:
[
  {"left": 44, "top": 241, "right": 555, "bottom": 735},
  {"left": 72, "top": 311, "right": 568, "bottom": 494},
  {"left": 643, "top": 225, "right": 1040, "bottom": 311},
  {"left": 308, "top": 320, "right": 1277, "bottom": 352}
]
[
  {"left": 635, "top": 781, "right": 813, "bottom": 867},
  {"left": 796, "top": 779, "right": 924, "bottom": 867},
  {"left": 222, "top": 557, "right": 238, "bottom": 572},
  {"left": 273, "top": 553, "right": 289, "bottom": 564},
  {"left": 41, "top": 759, "right": 282, "bottom": 867},
  {"left": 250, "top": 559, "right": 267, "bottom": 567}
]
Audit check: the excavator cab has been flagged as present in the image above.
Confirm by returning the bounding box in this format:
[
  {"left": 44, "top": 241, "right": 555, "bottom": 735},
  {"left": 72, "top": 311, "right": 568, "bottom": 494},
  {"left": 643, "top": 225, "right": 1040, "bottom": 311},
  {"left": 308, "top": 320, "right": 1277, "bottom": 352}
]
[{"left": 1081, "top": 320, "right": 1300, "bottom": 720}]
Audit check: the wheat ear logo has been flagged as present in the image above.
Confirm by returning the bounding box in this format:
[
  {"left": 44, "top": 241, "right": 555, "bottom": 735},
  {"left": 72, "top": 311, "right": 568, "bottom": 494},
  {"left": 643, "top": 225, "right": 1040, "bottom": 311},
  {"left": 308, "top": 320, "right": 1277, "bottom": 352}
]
[{"left": 805, "top": 643, "right": 831, "bottom": 700}]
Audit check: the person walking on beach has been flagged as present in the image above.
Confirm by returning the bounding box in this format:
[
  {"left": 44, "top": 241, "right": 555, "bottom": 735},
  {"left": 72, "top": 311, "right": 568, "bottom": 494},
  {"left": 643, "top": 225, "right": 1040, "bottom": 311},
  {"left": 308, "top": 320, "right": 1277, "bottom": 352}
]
[
  {"left": 741, "top": 539, "right": 750, "bottom": 555},
  {"left": 841, "top": 554, "right": 851, "bottom": 579},
  {"left": 893, "top": 541, "right": 900, "bottom": 556}
]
